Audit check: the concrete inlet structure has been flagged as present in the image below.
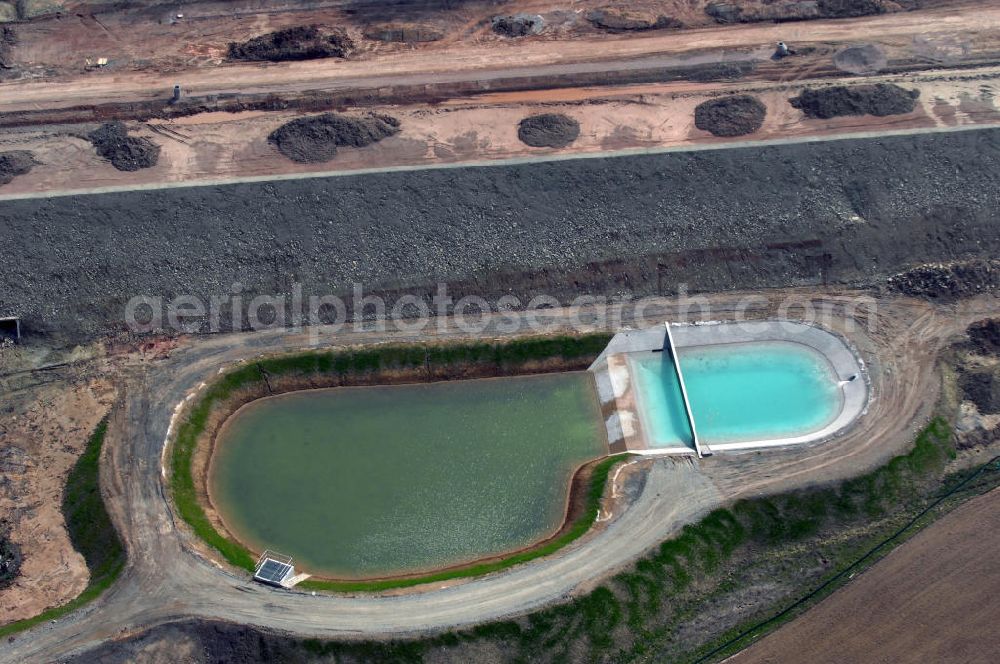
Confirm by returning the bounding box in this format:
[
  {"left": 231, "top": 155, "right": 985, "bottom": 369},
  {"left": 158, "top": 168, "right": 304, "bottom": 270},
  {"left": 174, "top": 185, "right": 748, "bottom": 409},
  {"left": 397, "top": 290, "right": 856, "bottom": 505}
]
[
  {"left": 0, "top": 316, "right": 20, "bottom": 342},
  {"left": 589, "top": 320, "right": 869, "bottom": 455}
]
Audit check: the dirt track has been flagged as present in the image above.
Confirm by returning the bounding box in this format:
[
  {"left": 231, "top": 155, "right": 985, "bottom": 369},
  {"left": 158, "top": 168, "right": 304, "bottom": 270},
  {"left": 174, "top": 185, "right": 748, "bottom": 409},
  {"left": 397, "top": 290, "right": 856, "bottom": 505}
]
[
  {"left": 1, "top": 291, "right": 997, "bottom": 663},
  {"left": 2, "top": 2, "right": 997, "bottom": 115},
  {"left": 734, "top": 486, "right": 1000, "bottom": 664}
]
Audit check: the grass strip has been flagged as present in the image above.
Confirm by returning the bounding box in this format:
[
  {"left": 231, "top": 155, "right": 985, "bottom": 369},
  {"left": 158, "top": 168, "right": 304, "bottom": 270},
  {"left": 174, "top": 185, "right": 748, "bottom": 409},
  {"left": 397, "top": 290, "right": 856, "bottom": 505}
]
[
  {"left": 169, "top": 334, "right": 616, "bottom": 589},
  {"left": 0, "top": 419, "right": 126, "bottom": 638}
]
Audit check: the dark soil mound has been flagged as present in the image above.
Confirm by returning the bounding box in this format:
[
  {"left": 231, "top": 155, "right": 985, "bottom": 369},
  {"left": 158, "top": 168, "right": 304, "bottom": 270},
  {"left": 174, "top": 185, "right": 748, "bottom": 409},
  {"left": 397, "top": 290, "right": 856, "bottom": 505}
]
[
  {"left": 966, "top": 319, "right": 1000, "bottom": 356},
  {"left": 818, "top": 0, "right": 885, "bottom": 18},
  {"left": 587, "top": 8, "right": 682, "bottom": 31},
  {"left": 0, "top": 150, "right": 34, "bottom": 185},
  {"left": 0, "top": 530, "right": 21, "bottom": 589},
  {"left": 491, "top": 14, "right": 544, "bottom": 37},
  {"left": 705, "top": 1, "right": 742, "bottom": 23},
  {"left": 517, "top": 113, "right": 580, "bottom": 148},
  {"left": 268, "top": 113, "right": 401, "bottom": 163},
  {"left": 88, "top": 122, "right": 161, "bottom": 172},
  {"left": 888, "top": 260, "right": 1000, "bottom": 300},
  {"left": 791, "top": 83, "right": 919, "bottom": 119},
  {"left": 0, "top": 26, "right": 15, "bottom": 69},
  {"left": 960, "top": 369, "right": 1000, "bottom": 414},
  {"left": 228, "top": 26, "right": 354, "bottom": 62},
  {"left": 364, "top": 25, "right": 443, "bottom": 43},
  {"left": 687, "top": 61, "right": 756, "bottom": 83},
  {"left": 833, "top": 44, "right": 887, "bottom": 74},
  {"left": 694, "top": 95, "right": 766, "bottom": 137},
  {"left": 707, "top": 0, "right": 885, "bottom": 24}
]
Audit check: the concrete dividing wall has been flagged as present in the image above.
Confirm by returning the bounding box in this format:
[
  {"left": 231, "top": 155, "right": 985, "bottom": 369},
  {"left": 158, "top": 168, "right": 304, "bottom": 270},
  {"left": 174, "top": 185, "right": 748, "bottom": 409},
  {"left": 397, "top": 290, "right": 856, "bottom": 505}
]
[{"left": 589, "top": 320, "right": 869, "bottom": 454}]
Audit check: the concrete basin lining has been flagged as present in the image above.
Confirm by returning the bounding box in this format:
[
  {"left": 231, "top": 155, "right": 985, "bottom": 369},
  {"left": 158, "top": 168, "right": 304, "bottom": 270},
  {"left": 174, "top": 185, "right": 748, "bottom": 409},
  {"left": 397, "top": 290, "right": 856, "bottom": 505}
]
[{"left": 589, "top": 320, "right": 870, "bottom": 454}]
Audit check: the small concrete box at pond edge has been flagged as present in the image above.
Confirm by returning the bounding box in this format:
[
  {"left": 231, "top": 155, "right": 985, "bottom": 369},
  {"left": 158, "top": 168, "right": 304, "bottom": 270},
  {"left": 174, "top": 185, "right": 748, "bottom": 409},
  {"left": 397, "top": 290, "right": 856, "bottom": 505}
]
[{"left": 253, "top": 550, "right": 295, "bottom": 587}]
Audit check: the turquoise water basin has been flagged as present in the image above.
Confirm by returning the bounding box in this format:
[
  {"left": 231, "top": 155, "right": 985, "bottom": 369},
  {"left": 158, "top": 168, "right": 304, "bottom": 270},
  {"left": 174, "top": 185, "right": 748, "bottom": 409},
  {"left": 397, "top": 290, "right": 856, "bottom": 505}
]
[
  {"left": 209, "top": 372, "right": 606, "bottom": 579},
  {"left": 630, "top": 341, "right": 843, "bottom": 448}
]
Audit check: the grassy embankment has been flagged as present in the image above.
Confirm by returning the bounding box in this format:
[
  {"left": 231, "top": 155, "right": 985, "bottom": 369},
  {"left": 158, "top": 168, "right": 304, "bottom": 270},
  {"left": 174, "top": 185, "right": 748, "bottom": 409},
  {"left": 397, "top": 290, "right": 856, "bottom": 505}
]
[
  {"left": 0, "top": 419, "right": 126, "bottom": 638},
  {"left": 277, "top": 417, "right": 1000, "bottom": 662},
  {"left": 169, "top": 334, "right": 624, "bottom": 591}
]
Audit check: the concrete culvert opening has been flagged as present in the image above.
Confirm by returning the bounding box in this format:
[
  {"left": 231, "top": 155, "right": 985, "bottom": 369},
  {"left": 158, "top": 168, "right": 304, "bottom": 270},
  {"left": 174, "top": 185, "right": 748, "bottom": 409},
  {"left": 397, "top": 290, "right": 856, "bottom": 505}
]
[
  {"left": 88, "top": 122, "right": 161, "bottom": 172},
  {"left": 833, "top": 45, "right": 887, "bottom": 74},
  {"left": 0, "top": 151, "right": 35, "bottom": 185},
  {"left": 268, "top": 113, "right": 401, "bottom": 163},
  {"left": 517, "top": 113, "right": 580, "bottom": 148},
  {"left": 694, "top": 95, "right": 767, "bottom": 137},
  {"left": 0, "top": 316, "right": 19, "bottom": 342},
  {"left": 790, "top": 83, "right": 919, "bottom": 119},
  {"left": 491, "top": 14, "right": 545, "bottom": 37},
  {"left": 228, "top": 26, "right": 354, "bottom": 62}
]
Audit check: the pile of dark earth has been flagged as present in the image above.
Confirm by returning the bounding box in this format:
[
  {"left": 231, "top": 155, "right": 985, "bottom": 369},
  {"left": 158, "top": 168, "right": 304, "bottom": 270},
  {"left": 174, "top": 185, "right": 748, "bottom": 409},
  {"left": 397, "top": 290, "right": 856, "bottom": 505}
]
[
  {"left": 887, "top": 260, "right": 1000, "bottom": 300},
  {"left": 706, "top": 0, "right": 889, "bottom": 24},
  {"left": 228, "top": 26, "right": 353, "bottom": 62},
  {"left": 363, "top": 25, "right": 443, "bottom": 43},
  {"left": 517, "top": 113, "right": 580, "bottom": 148},
  {"left": 966, "top": 319, "right": 1000, "bottom": 356},
  {"left": 491, "top": 14, "right": 544, "bottom": 37},
  {"left": 0, "top": 150, "right": 34, "bottom": 185},
  {"left": 3, "top": 128, "right": 1000, "bottom": 343},
  {"left": 0, "top": 26, "right": 15, "bottom": 69},
  {"left": 587, "top": 7, "right": 682, "bottom": 31},
  {"left": 0, "top": 527, "right": 21, "bottom": 589},
  {"left": 268, "top": 113, "right": 400, "bottom": 163},
  {"left": 694, "top": 95, "right": 766, "bottom": 137},
  {"left": 88, "top": 122, "right": 160, "bottom": 172},
  {"left": 791, "top": 83, "right": 920, "bottom": 119},
  {"left": 833, "top": 44, "right": 887, "bottom": 74},
  {"left": 66, "top": 620, "right": 322, "bottom": 664},
  {"left": 687, "top": 61, "right": 755, "bottom": 83},
  {"left": 960, "top": 369, "right": 1000, "bottom": 414}
]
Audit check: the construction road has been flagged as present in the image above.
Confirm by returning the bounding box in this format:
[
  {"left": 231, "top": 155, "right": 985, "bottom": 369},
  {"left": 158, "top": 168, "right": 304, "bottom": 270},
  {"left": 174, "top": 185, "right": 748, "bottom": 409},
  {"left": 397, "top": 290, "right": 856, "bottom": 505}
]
[{"left": 1, "top": 2, "right": 998, "bottom": 114}]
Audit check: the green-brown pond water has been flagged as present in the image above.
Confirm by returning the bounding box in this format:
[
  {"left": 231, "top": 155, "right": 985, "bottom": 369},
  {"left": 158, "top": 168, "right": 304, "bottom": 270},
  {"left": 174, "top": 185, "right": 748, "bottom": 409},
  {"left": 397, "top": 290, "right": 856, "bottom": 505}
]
[{"left": 209, "top": 372, "right": 607, "bottom": 579}]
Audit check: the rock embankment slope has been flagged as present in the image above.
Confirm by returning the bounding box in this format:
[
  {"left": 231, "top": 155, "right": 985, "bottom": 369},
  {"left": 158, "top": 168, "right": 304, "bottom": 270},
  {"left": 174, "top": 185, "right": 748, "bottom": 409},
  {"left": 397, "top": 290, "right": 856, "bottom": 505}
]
[{"left": 1, "top": 128, "right": 998, "bottom": 341}]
